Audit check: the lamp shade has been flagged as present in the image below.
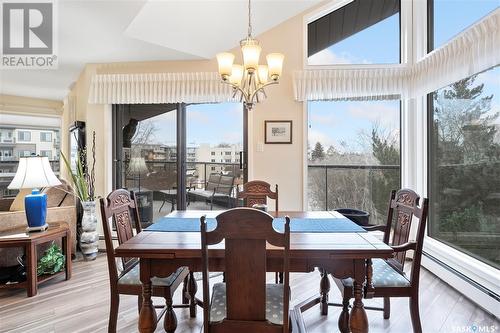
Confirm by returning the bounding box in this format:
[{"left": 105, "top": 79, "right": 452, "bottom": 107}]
[
  {"left": 266, "top": 53, "right": 284, "bottom": 80},
  {"left": 257, "top": 65, "right": 269, "bottom": 84},
  {"left": 229, "top": 64, "right": 244, "bottom": 85},
  {"left": 8, "top": 156, "right": 61, "bottom": 189},
  {"left": 128, "top": 157, "right": 149, "bottom": 175},
  {"left": 242, "top": 42, "right": 261, "bottom": 72},
  {"left": 216, "top": 52, "right": 235, "bottom": 78}
]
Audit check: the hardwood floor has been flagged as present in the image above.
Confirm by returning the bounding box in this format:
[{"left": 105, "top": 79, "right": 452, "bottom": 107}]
[{"left": 0, "top": 255, "right": 498, "bottom": 333}]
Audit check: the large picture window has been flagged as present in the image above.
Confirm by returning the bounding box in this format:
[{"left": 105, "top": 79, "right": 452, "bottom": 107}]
[
  {"left": 307, "top": 0, "right": 400, "bottom": 65},
  {"left": 428, "top": 66, "right": 500, "bottom": 269},
  {"left": 307, "top": 100, "right": 400, "bottom": 225}
]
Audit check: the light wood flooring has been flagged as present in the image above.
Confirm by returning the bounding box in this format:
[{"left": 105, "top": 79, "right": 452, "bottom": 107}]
[{"left": 0, "top": 255, "right": 498, "bottom": 333}]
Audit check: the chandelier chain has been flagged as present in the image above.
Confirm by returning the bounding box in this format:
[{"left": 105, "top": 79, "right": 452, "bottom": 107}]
[{"left": 247, "top": 0, "right": 252, "bottom": 37}]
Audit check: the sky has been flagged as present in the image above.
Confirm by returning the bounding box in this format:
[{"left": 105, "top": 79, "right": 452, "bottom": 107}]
[{"left": 140, "top": 102, "right": 243, "bottom": 146}]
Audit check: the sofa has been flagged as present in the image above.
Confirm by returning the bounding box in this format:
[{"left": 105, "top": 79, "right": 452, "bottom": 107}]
[{"left": 0, "top": 182, "right": 77, "bottom": 267}]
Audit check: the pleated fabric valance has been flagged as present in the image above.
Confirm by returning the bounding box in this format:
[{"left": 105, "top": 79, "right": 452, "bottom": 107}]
[
  {"left": 294, "top": 9, "right": 499, "bottom": 102},
  {"left": 89, "top": 72, "right": 234, "bottom": 104}
]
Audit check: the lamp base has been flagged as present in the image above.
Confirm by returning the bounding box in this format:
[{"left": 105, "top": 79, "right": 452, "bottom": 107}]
[{"left": 26, "top": 223, "right": 49, "bottom": 233}]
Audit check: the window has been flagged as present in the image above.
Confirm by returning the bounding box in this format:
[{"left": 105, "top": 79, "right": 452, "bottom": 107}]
[
  {"left": 307, "top": 0, "right": 400, "bottom": 65},
  {"left": 224, "top": 159, "right": 231, "bottom": 163},
  {"left": 428, "top": 66, "right": 500, "bottom": 269},
  {"left": 18, "top": 131, "right": 31, "bottom": 142},
  {"left": 40, "top": 132, "right": 52, "bottom": 142},
  {"left": 40, "top": 150, "right": 52, "bottom": 159},
  {"left": 307, "top": 100, "right": 401, "bottom": 225},
  {"left": 225, "top": 152, "right": 231, "bottom": 155},
  {"left": 19, "top": 150, "right": 34, "bottom": 157},
  {"left": 211, "top": 152, "right": 215, "bottom": 156},
  {"left": 211, "top": 166, "right": 216, "bottom": 171},
  {"left": 428, "top": 0, "right": 498, "bottom": 52},
  {"left": 211, "top": 159, "right": 215, "bottom": 163}
]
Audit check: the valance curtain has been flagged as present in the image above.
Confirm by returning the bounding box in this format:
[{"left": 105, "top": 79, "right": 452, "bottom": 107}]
[
  {"left": 88, "top": 72, "right": 234, "bottom": 104},
  {"left": 294, "top": 9, "right": 499, "bottom": 102}
]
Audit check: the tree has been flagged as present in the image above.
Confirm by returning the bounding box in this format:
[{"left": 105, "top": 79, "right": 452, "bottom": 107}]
[
  {"left": 311, "top": 142, "right": 325, "bottom": 161},
  {"left": 370, "top": 127, "right": 400, "bottom": 222},
  {"left": 431, "top": 74, "right": 499, "bottom": 241}
]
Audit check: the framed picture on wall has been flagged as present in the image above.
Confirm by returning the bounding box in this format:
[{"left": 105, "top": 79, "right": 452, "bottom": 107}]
[{"left": 265, "top": 120, "right": 292, "bottom": 144}]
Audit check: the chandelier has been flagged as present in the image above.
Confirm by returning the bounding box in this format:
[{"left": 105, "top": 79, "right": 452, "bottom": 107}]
[{"left": 216, "top": 0, "right": 284, "bottom": 110}]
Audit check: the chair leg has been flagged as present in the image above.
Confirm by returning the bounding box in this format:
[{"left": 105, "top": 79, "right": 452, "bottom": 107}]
[
  {"left": 383, "top": 297, "right": 390, "bottom": 319},
  {"left": 409, "top": 296, "right": 422, "bottom": 333},
  {"left": 163, "top": 296, "right": 178, "bottom": 333},
  {"left": 137, "top": 295, "right": 143, "bottom": 314},
  {"left": 338, "top": 293, "right": 350, "bottom": 333},
  {"left": 187, "top": 271, "right": 198, "bottom": 318},
  {"left": 182, "top": 275, "right": 189, "bottom": 305},
  {"left": 108, "top": 293, "right": 119, "bottom": 333}
]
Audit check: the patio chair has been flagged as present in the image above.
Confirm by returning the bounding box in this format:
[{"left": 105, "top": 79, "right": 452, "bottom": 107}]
[
  {"left": 332, "top": 189, "right": 429, "bottom": 333},
  {"left": 100, "top": 189, "right": 190, "bottom": 333},
  {"left": 200, "top": 208, "right": 291, "bottom": 333},
  {"left": 188, "top": 173, "right": 235, "bottom": 209}
]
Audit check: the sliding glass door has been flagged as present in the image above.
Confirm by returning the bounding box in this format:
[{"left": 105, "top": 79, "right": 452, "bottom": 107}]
[
  {"left": 112, "top": 103, "right": 245, "bottom": 226},
  {"left": 185, "top": 103, "right": 244, "bottom": 211}
]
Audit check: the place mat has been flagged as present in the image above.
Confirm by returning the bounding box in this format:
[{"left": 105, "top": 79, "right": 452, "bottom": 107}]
[{"left": 146, "top": 216, "right": 366, "bottom": 233}]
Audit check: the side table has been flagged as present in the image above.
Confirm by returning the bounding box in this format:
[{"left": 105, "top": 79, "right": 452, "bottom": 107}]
[{"left": 0, "top": 222, "right": 72, "bottom": 297}]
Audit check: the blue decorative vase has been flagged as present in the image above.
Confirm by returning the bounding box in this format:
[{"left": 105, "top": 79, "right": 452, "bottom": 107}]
[{"left": 24, "top": 189, "right": 47, "bottom": 228}]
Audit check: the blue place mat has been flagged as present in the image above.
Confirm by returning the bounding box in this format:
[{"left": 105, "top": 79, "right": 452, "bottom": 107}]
[{"left": 146, "top": 217, "right": 366, "bottom": 233}]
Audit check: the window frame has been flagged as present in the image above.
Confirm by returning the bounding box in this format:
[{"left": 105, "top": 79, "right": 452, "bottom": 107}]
[{"left": 303, "top": 0, "right": 409, "bottom": 69}]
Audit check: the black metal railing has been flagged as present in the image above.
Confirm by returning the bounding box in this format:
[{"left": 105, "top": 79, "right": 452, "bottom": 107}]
[{"left": 308, "top": 164, "right": 400, "bottom": 223}]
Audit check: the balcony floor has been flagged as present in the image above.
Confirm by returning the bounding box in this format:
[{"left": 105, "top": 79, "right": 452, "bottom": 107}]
[{"left": 0, "top": 254, "right": 498, "bottom": 332}]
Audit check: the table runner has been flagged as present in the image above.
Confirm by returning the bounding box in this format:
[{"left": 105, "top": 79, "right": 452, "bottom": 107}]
[{"left": 146, "top": 216, "right": 366, "bottom": 233}]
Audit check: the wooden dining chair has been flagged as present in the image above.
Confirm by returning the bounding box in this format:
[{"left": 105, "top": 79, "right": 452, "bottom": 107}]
[
  {"left": 333, "top": 189, "right": 429, "bottom": 333},
  {"left": 237, "top": 180, "right": 279, "bottom": 215},
  {"left": 100, "top": 189, "right": 190, "bottom": 333},
  {"left": 200, "top": 208, "right": 291, "bottom": 333}
]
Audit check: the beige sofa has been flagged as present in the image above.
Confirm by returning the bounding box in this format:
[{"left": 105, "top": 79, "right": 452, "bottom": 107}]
[{"left": 0, "top": 183, "right": 77, "bottom": 267}]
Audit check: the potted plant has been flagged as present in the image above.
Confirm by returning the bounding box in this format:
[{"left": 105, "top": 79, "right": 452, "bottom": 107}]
[{"left": 61, "top": 131, "right": 98, "bottom": 260}]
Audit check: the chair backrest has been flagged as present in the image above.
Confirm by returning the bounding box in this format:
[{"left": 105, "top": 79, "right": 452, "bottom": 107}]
[
  {"left": 237, "top": 181, "right": 279, "bottom": 214},
  {"left": 205, "top": 173, "right": 221, "bottom": 191},
  {"left": 383, "top": 189, "right": 429, "bottom": 283},
  {"left": 99, "top": 189, "right": 142, "bottom": 283},
  {"left": 218, "top": 175, "right": 235, "bottom": 195},
  {"left": 201, "top": 208, "right": 290, "bottom": 333}
]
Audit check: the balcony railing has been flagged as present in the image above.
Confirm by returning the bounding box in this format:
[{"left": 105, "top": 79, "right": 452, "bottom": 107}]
[
  {"left": 308, "top": 164, "right": 400, "bottom": 225},
  {"left": 125, "top": 160, "right": 243, "bottom": 194}
]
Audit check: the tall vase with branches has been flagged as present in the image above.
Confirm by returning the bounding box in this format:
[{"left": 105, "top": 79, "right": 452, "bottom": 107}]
[{"left": 61, "top": 131, "right": 98, "bottom": 260}]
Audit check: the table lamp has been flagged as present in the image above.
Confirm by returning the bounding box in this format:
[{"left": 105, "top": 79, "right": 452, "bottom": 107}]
[
  {"left": 128, "top": 157, "right": 148, "bottom": 191},
  {"left": 8, "top": 156, "right": 62, "bottom": 232}
]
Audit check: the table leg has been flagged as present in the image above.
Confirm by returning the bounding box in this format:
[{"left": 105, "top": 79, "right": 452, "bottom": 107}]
[
  {"left": 26, "top": 243, "right": 37, "bottom": 297},
  {"left": 187, "top": 271, "right": 198, "bottom": 318},
  {"left": 139, "top": 259, "right": 157, "bottom": 333},
  {"left": 63, "top": 233, "right": 72, "bottom": 280},
  {"left": 349, "top": 260, "right": 369, "bottom": 333},
  {"left": 319, "top": 267, "right": 330, "bottom": 315}
]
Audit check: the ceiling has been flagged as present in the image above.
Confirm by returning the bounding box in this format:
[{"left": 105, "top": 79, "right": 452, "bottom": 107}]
[{"left": 0, "top": 0, "right": 321, "bottom": 101}]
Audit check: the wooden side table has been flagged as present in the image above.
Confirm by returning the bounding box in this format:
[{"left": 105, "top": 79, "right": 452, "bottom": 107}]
[{"left": 0, "top": 222, "right": 72, "bottom": 297}]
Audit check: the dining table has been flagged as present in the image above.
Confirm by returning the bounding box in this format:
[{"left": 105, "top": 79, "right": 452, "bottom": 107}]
[{"left": 114, "top": 209, "right": 393, "bottom": 333}]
